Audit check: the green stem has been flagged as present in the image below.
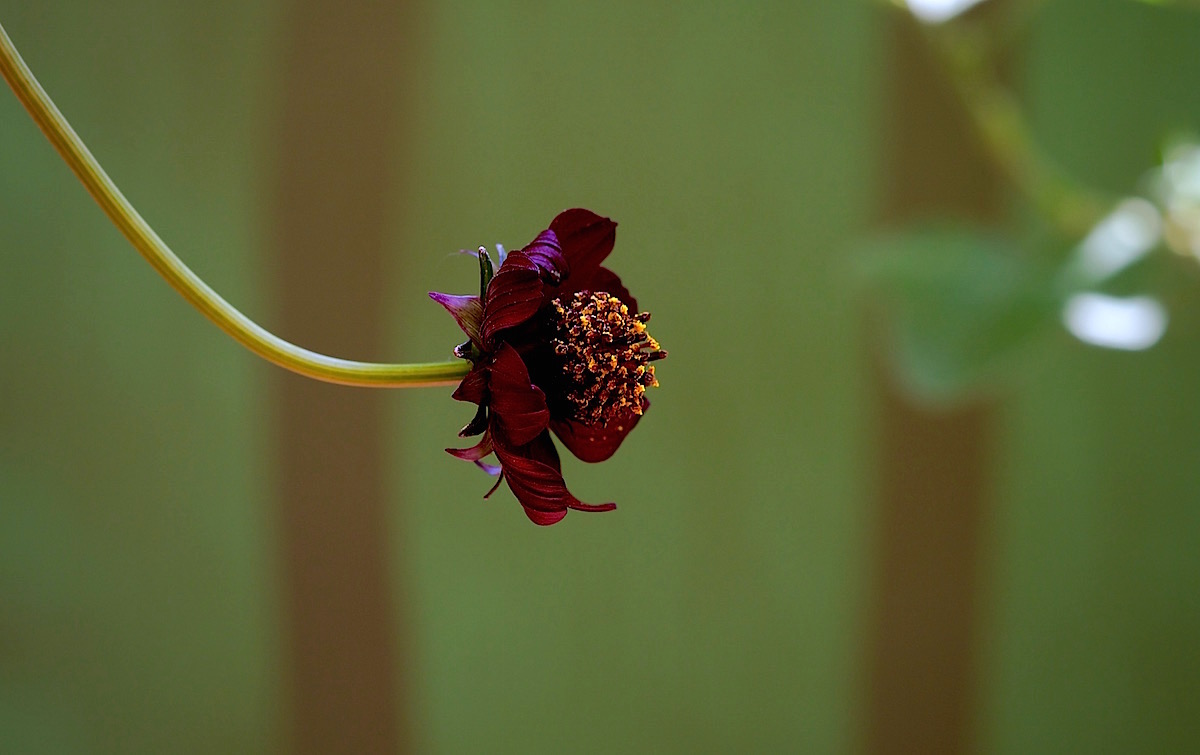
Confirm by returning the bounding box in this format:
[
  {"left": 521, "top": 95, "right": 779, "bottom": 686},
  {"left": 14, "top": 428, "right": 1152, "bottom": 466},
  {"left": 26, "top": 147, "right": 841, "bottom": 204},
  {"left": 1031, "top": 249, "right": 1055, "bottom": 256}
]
[{"left": 0, "top": 21, "right": 468, "bottom": 388}]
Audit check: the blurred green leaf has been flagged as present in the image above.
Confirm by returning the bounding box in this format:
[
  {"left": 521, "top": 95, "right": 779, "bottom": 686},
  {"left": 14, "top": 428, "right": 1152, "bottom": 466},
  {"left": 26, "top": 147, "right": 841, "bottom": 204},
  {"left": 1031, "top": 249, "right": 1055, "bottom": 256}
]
[{"left": 860, "top": 228, "right": 1062, "bottom": 403}]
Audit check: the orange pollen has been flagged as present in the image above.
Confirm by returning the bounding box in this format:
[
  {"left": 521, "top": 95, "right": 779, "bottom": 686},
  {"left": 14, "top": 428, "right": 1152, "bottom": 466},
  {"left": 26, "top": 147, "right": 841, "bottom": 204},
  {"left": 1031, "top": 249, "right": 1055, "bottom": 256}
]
[{"left": 550, "top": 291, "right": 666, "bottom": 424}]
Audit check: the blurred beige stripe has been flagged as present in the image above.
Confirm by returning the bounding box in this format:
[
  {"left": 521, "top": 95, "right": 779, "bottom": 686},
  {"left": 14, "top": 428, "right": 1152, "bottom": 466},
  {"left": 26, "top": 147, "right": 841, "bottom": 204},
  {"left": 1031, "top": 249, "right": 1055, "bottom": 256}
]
[
  {"left": 268, "top": 2, "right": 416, "bottom": 753},
  {"left": 862, "top": 11, "right": 1005, "bottom": 755}
]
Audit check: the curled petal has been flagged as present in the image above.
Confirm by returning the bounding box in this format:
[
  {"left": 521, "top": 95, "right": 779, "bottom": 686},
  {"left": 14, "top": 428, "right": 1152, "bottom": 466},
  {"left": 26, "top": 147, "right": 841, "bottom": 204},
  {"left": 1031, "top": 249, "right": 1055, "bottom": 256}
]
[
  {"left": 458, "top": 402, "right": 488, "bottom": 438},
  {"left": 452, "top": 366, "right": 488, "bottom": 405},
  {"left": 567, "top": 500, "right": 623, "bottom": 512},
  {"left": 494, "top": 432, "right": 616, "bottom": 526},
  {"left": 549, "top": 208, "right": 617, "bottom": 277},
  {"left": 487, "top": 344, "right": 550, "bottom": 446},
  {"left": 520, "top": 229, "right": 569, "bottom": 283},
  {"left": 448, "top": 433, "right": 502, "bottom": 479},
  {"left": 550, "top": 401, "right": 645, "bottom": 463},
  {"left": 428, "top": 292, "right": 483, "bottom": 346},
  {"left": 483, "top": 472, "right": 505, "bottom": 498},
  {"left": 482, "top": 266, "right": 543, "bottom": 346},
  {"left": 447, "top": 432, "right": 492, "bottom": 462}
]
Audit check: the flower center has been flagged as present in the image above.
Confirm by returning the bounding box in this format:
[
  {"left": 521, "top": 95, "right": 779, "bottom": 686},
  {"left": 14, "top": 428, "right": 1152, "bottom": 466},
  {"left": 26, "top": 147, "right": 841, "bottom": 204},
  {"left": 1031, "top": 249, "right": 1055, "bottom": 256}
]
[{"left": 550, "top": 291, "right": 666, "bottom": 424}]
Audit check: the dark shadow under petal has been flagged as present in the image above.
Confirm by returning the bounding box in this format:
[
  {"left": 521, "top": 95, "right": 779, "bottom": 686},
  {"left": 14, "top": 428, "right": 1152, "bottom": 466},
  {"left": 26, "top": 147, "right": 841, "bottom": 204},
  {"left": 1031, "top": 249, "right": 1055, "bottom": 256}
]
[{"left": 458, "top": 402, "right": 488, "bottom": 438}]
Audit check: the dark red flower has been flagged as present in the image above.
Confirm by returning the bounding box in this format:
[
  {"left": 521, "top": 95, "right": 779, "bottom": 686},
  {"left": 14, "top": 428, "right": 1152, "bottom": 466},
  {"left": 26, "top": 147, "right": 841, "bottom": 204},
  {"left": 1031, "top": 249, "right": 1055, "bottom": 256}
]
[{"left": 429, "top": 209, "right": 665, "bottom": 525}]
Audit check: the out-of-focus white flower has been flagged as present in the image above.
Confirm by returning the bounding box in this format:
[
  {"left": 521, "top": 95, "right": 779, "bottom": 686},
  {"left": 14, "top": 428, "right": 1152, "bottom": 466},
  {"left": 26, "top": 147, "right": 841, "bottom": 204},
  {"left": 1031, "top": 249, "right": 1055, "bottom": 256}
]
[
  {"left": 1155, "top": 141, "right": 1200, "bottom": 259},
  {"left": 904, "top": 0, "right": 989, "bottom": 24},
  {"left": 1063, "top": 293, "right": 1167, "bottom": 351},
  {"left": 1073, "top": 198, "right": 1162, "bottom": 283}
]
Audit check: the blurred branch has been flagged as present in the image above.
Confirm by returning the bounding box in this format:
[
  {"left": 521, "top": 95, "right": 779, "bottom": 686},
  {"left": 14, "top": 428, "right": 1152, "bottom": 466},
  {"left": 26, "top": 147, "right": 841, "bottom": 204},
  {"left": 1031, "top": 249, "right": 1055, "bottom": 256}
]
[
  {"left": 880, "top": 1, "right": 1113, "bottom": 237},
  {"left": 0, "top": 20, "right": 469, "bottom": 388},
  {"left": 924, "top": 20, "right": 1112, "bottom": 237}
]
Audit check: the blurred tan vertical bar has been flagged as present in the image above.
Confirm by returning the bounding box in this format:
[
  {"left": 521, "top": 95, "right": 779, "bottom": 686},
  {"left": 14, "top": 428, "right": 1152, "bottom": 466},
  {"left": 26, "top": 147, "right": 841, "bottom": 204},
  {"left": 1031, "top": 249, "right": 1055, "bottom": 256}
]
[
  {"left": 268, "top": 1, "right": 414, "bottom": 753},
  {"left": 862, "top": 9, "right": 1005, "bottom": 755}
]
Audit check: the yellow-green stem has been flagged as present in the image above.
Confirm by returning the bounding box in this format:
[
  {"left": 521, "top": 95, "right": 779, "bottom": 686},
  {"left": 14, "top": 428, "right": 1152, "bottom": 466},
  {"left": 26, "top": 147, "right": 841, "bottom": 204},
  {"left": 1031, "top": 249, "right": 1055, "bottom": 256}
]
[{"left": 0, "top": 21, "right": 468, "bottom": 388}]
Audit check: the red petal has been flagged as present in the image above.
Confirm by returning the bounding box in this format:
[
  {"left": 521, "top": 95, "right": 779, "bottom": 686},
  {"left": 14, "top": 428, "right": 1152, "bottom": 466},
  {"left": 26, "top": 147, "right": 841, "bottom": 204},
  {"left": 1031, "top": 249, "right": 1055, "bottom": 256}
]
[
  {"left": 498, "top": 251, "right": 539, "bottom": 273},
  {"left": 447, "top": 432, "right": 492, "bottom": 461},
  {"left": 524, "top": 426, "right": 564, "bottom": 470},
  {"left": 451, "top": 366, "right": 488, "bottom": 405},
  {"left": 493, "top": 433, "right": 616, "bottom": 525},
  {"left": 482, "top": 265, "right": 543, "bottom": 346},
  {"left": 487, "top": 344, "right": 550, "bottom": 446},
  {"left": 519, "top": 229, "right": 569, "bottom": 283},
  {"left": 567, "top": 501, "right": 621, "bottom": 513},
  {"left": 523, "top": 507, "right": 567, "bottom": 526},
  {"left": 549, "top": 209, "right": 617, "bottom": 276},
  {"left": 556, "top": 265, "right": 638, "bottom": 311},
  {"left": 428, "top": 292, "right": 483, "bottom": 346},
  {"left": 587, "top": 267, "right": 637, "bottom": 310},
  {"left": 550, "top": 402, "right": 644, "bottom": 463}
]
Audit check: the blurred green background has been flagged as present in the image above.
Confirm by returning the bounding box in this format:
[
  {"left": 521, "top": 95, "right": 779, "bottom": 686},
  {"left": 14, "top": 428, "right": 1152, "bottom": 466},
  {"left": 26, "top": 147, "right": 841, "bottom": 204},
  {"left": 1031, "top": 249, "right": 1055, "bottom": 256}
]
[{"left": 2, "top": 0, "right": 1199, "bottom": 753}]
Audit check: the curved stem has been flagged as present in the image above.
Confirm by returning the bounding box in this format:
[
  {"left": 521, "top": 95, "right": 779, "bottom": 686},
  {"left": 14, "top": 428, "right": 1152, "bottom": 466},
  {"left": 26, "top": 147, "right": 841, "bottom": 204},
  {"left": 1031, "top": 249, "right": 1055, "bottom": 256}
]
[{"left": 0, "top": 21, "right": 468, "bottom": 388}]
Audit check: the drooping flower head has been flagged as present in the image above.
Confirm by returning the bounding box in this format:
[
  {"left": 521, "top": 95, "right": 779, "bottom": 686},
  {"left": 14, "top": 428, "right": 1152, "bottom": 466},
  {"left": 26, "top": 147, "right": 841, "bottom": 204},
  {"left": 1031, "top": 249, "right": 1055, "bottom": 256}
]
[{"left": 429, "top": 209, "right": 665, "bottom": 525}]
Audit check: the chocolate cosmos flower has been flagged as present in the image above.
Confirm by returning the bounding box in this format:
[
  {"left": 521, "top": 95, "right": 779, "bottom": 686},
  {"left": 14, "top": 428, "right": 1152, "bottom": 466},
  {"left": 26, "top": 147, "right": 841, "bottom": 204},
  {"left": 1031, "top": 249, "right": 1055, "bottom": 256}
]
[{"left": 429, "top": 209, "right": 665, "bottom": 525}]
